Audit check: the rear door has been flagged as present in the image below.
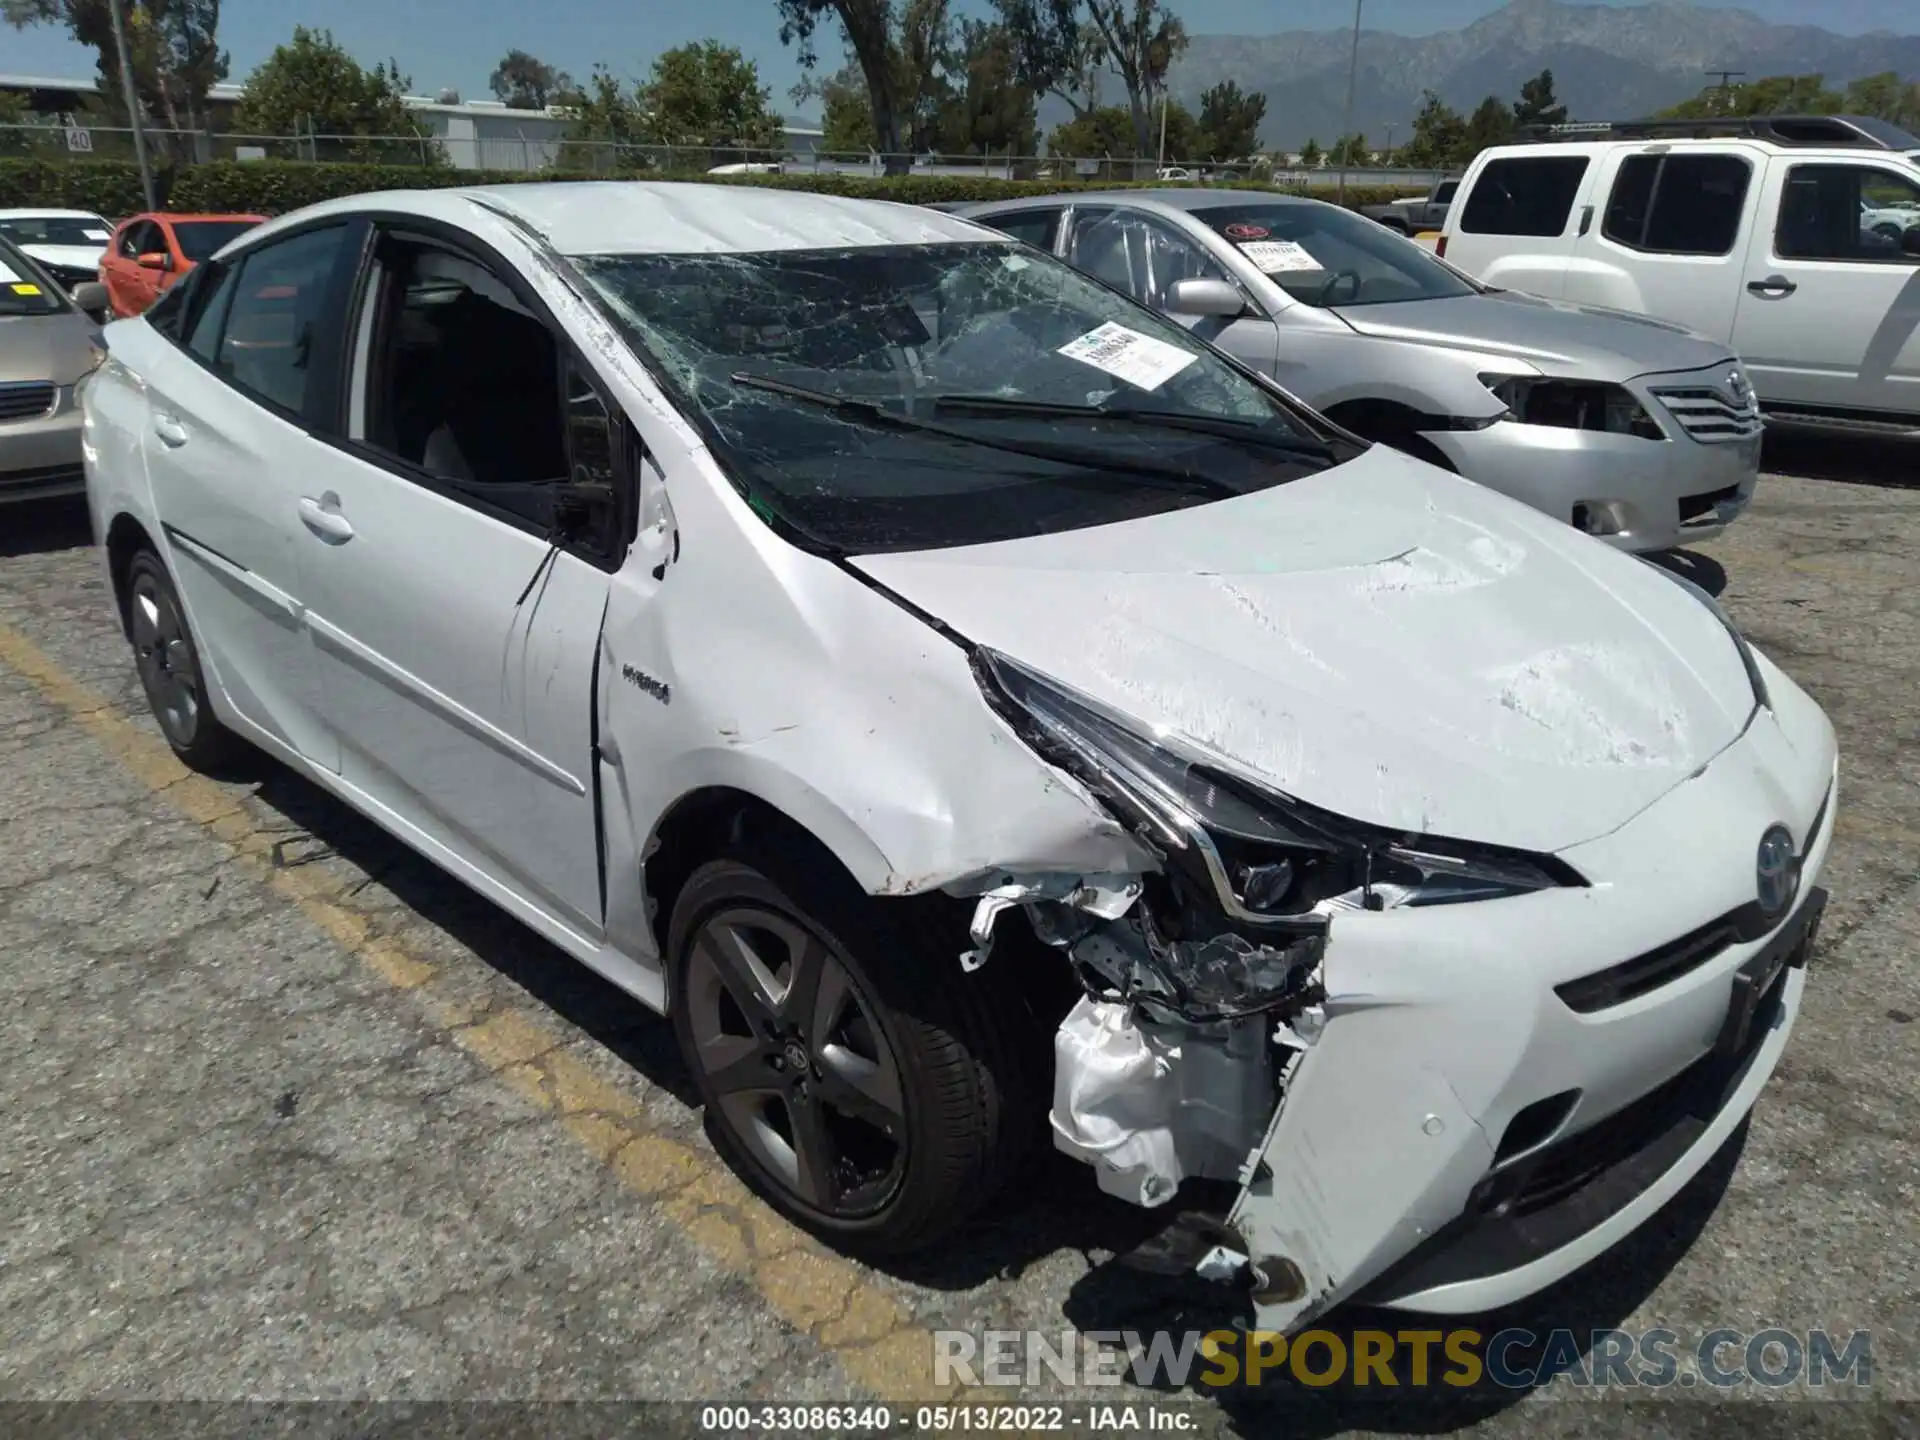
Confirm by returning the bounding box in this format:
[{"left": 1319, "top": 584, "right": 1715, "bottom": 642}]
[
  {"left": 141, "top": 221, "right": 363, "bottom": 772},
  {"left": 1731, "top": 157, "right": 1920, "bottom": 415},
  {"left": 1576, "top": 145, "right": 1759, "bottom": 345},
  {"left": 1442, "top": 149, "right": 1593, "bottom": 294},
  {"left": 295, "top": 224, "right": 623, "bottom": 936}
]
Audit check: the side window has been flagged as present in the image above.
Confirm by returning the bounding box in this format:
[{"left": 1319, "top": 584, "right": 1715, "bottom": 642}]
[
  {"left": 1434, "top": 180, "right": 1459, "bottom": 205},
  {"left": 1604, "top": 154, "right": 1750, "bottom": 256},
  {"left": 360, "top": 238, "right": 568, "bottom": 530},
  {"left": 214, "top": 225, "right": 350, "bottom": 415},
  {"left": 185, "top": 264, "right": 239, "bottom": 362},
  {"left": 1068, "top": 210, "right": 1227, "bottom": 310},
  {"left": 976, "top": 208, "right": 1062, "bottom": 251},
  {"left": 1459, "top": 156, "right": 1591, "bottom": 236},
  {"left": 1776, "top": 163, "right": 1920, "bottom": 262},
  {"left": 118, "top": 221, "right": 153, "bottom": 258}
]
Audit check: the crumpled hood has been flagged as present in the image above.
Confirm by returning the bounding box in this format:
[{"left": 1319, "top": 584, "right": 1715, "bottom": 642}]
[
  {"left": 851, "top": 446, "right": 1756, "bottom": 854},
  {"left": 1332, "top": 291, "right": 1733, "bottom": 379},
  {"left": 17, "top": 243, "right": 104, "bottom": 274}
]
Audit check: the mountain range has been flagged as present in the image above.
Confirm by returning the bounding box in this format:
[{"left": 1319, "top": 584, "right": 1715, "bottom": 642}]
[{"left": 1150, "top": 0, "right": 1920, "bottom": 150}]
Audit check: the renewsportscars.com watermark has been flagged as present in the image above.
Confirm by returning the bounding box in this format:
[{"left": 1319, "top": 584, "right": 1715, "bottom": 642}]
[{"left": 934, "top": 1327, "right": 1875, "bottom": 1391}]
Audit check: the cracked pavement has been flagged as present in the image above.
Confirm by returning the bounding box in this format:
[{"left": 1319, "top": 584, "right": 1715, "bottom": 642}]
[{"left": 0, "top": 433, "right": 1916, "bottom": 1434}]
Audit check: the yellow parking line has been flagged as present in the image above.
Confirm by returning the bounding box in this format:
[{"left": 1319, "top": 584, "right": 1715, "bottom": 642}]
[{"left": 0, "top": 620, "right": 959, "bottom": 1402}]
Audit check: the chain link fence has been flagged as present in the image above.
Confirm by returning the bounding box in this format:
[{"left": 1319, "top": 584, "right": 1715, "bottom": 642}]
[{"left": 2, "top": 120, "right": 1447, "bottom": 189}]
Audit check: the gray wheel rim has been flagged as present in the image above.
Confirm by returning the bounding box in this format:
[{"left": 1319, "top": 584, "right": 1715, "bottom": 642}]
[
  {"left": 685, "top": 906, "right": 908, "bottom": 1218},
  {"left": 130, "top": 573, "right": 200, "bottom": 747}
]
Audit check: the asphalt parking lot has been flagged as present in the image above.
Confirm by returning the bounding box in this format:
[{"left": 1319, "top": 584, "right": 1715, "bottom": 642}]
[{"left": 2, "top": 434, "right": 1917, "bottom": 1435}]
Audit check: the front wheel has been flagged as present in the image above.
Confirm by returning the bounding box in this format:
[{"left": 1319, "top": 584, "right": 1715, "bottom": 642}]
[
  {"left": 125, "top": 549, "right": 242, "bottom": 770},
  {"left": 668, "top": 847, "right": 1039, "bottom": 1253}
]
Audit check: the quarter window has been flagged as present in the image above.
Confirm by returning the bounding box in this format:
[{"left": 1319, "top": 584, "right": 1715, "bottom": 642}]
[
  {"left": 1066, "top": 210, "right": 1229, "bottom": 311},
  {"left": 1775, "top": 163, "right": 1920, "bottom": 261},
  {"left": 1459, "top": 157, "right": 1591, "bottom": 236},
  {"left": 1603, "top": 153, "right": 1751, "bottom": 256},
  {"left": 213, "top": 225, "right": 349, "bottom": 415}
]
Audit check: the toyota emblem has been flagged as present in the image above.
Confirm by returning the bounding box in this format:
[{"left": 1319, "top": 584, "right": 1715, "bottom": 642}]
[{"left": 1755, "top": 825, "right": 1798, "bottom": 919}]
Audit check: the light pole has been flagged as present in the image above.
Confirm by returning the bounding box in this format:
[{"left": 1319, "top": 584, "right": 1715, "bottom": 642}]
[
  {"left": 106, "top": 0, "right": 156, "bottom": 211},
  {"left": 1336, "top": 0, "right": 1363, "bottom": 205}
]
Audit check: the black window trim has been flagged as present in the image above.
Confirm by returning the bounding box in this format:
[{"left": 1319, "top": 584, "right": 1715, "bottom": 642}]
[
  {"left": 1601, "top": 150, "right": 1753, "bottom": 258},
  {"left": 322, "top": 213, "right": 637, "bottom": 572},
  {"left": 1773, "top": 161, "right": 1920, "bottom": 267}
]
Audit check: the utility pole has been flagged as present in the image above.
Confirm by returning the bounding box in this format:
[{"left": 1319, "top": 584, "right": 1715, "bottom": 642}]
[
  {"left": 106, "top": 0, "right": 156, "bottom": 211},
  {"left": 1336, "top": 0, "right": 1363, "bottom": 206},
  {"left": 1704, "top": 67, "right": 1746, "bottom": 116},
  {"left": 1158, "top": 89, "right": 1169, "bottom": 172}
]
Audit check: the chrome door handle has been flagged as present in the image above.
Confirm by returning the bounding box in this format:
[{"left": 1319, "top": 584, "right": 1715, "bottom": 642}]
[
  {"left": 1747, "top": 276, "right": 1798, "bottom": 296},
  {"left": 151, "top": 412, "right": 188, "bottom": 447},
  {"left": 297, "top": 495, "right": 354, "bottom": 543}
]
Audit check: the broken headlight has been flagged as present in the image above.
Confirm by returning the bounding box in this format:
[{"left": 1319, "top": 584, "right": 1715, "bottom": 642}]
[
  {"left": 1481, "top": 374, "right": 1664, "bottom": 440},
  {"left": 973, "top": 647, "right": 1584, "bottom": 927}
]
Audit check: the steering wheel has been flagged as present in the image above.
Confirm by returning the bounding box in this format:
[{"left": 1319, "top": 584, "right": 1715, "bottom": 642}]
[{"left": 1310, "top": 268, "right": 1363, "bottom": 306}]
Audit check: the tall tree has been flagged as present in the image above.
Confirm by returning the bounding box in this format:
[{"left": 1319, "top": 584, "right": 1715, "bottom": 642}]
[
  {"left": 776, "top": 0, "right": 952, "bottom": 173},
  {"left": 1328, "top": 132, "right": 1370, "bottom": 168},
  {"left": 937, "top": 19, "right": 1037, "bottom": 155},
  {"left": 1195, "top": 78, "right": 1264, "bottom": 162},
  {"left": 640, "top": 40, "right": 783, "bottom": 150},
  {"left": 1512, "top": 68, "right": 1567, "bottom": 127},
  {"left": 1399, "top": 89, "right": 1465, "bottom": 168},
  {"left": 1297, "top": 136, "right": 1322, "bottom": 168},
  {"left": 994, "top": 0, "right": 1186, "bottom": 152},
  {"left": 812, "top": 65, "right": 875, "bottom": 152},
  {"left": 1462, "top": 93, "right": 1514, "bottom": 160},
  {"left": 1844, "top": 71, "right": 1920, "bottom": 130},
  {"left": 489, "top": 49, "right": 572, "bottom": 110},
  {"left": 1047, "top": 99, "right": 1192, "bottom": 162},
  {"left": 1658, "top": 73, "right": 1843, "bottom": 120},
  {"left": 233, "top": 25, "right": 426, "bottom": 160},
  {"left": 4, "top": 0, "right": 229, "bottom": 155}
]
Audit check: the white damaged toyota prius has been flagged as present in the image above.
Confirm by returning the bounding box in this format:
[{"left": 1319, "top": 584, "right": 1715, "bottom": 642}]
[{"left": 83, "top": 182, "right": 1836, "bottom": 1333}]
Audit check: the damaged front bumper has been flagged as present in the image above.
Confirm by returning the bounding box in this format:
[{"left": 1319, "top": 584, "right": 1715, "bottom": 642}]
[{"left": 968, "top": 699, "right": 1835, "bottom": 1335}]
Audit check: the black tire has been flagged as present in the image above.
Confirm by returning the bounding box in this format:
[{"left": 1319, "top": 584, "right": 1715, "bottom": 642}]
[
  {"left": 124, "top": 549, "right": 243, "bottom": 771},
  {"left": 668, "top": 842, "right": 1044, "bottom": 1254}
]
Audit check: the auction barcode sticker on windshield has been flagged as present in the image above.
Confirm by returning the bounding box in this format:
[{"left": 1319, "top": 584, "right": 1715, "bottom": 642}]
[
  {"left": 1237, "top": 239, "right": 1324, "bottom": 273},
  {"left": 1057, "top": 322, "right": 1197, "bottom": 391}
]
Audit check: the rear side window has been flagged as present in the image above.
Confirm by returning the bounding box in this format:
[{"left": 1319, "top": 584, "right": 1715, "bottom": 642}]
[
  {"left": 975, "top": 209, "right": 1062, "bottom": 251},
  {"left": 213, "top": 225, "right": 350, "bottom": 415},
  {"left": 1460, "top": 157, "right": 1591, "bottom": 236},
  {"left": 1603, "top": 153, "right": 1751, "bottom": 256}
]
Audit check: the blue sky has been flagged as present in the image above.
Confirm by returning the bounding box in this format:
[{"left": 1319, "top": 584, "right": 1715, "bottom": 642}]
[{"left": 4, "top": 0, "right": 1914, "bottom": 114}]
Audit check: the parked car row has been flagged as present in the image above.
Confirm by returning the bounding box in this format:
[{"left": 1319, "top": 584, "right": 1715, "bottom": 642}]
[
  {"left": 0, "top": 207, "right": 263, "bottom": 318},
  {"left": 75, "top": 179, "right": 1834, "bottom": 1341}
]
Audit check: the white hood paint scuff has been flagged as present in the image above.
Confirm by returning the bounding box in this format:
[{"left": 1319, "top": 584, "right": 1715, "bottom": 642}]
[{"left": 853, "top": 446, "right": 1754, "bottom": 855}]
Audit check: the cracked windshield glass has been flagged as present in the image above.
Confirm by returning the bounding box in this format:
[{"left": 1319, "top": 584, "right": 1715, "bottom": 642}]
[{"left": 580, "top": 241, "right": 1348, "bottom": 554}]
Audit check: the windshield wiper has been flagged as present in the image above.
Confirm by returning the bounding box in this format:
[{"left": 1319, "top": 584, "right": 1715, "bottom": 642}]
[
  {"left": 728, "top": 372, "right": 1239, "bottom": 497},
  {"left": 931, "top": 393, "right": 1336, "bottom": 459}
]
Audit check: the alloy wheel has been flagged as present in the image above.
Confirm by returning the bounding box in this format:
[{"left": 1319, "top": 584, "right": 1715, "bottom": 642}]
[
  {"left": 683, "top": 905, "right": 909, "bottom": 1218},
  {"left": 130, "top": 571, "right": 200, "bottom": 747}
]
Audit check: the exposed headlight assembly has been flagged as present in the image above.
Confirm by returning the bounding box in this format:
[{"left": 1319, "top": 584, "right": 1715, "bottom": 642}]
[
  {"left": 973, "top": 648, "right": 1585, "bottom": 930},
  {"left": 1481, "top": 374, "right": 1664, "bottom": 440},
  {"left": 1641, "top": 560, "right": 1770, "bottom": 713}
]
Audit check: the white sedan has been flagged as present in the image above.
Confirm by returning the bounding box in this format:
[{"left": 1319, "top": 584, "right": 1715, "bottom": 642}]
[{"left": 83, "top": 182, "right": 1836, "bottom": 1333}]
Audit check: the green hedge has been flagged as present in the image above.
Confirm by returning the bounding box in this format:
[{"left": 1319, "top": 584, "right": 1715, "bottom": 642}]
[
  {"left": 168, "top": 159, "right": 1425, "bottom": 218},
  {"left": 0, "top": 158, "right": 159, "bottom": 218},
  {"left": 3, "top": 156, "right": 1425, "bottom": 222}
]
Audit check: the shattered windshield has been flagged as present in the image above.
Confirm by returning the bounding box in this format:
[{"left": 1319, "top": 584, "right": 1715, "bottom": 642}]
[{"left": 579, "top": 242, "right": 1351, "bottom": 554}]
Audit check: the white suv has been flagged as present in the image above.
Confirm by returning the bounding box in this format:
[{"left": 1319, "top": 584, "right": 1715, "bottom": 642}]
[{"left": 1440, "top": 115, "right": 1920, "bottom": 435}]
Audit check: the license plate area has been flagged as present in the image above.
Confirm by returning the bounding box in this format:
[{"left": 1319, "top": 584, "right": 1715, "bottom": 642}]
[{"left": 1715, "top": 887, "right": 1826, "bottom": 1061}]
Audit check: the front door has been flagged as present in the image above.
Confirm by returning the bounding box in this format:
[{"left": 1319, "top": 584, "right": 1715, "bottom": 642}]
[
  {"left": 1732, "top": 158, "right": 1920, "bottom": 415},
  {"left": 296, "top": 230, "right": 621, "bottom": 935}
]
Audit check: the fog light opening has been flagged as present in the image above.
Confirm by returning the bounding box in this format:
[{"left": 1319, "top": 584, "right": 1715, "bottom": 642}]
[{"left": 1573, "top": 501, "right": 1626, "bottom": 537}]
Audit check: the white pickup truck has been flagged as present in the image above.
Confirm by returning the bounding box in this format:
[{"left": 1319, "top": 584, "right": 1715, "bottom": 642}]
[{"left": 1438, "top": 115, "right": 1920, "bottom": 437}]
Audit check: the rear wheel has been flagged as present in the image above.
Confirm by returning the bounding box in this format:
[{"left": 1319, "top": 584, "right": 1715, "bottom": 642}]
[
  {"left": 125, "top": 549, "right": 241, "bottom": 770},
  {"left": 668, "top": 845, "right": 1042, "bottom": 1252}
]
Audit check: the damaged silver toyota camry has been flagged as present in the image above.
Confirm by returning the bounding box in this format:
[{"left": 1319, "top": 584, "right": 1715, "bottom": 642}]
[{"left": 84, "top": 182, "right": 1837, "bottom": 1334}]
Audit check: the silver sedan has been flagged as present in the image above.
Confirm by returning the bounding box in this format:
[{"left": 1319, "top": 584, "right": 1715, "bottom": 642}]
[{"left": 958, "top": 189, "right": 1762, "bottom": 552}]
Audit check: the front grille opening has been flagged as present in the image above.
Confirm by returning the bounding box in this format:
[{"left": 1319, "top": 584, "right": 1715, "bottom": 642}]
[
  {"left": 1679, "top": 484, "right": 1742, "bottom": 524},
  {"left": 1649, "top": 383, "right": 1763, "bottom": 443},
  {"left": 1493, "top": 1089, "right": 1580, "bottom": 1165},
  {"left": 0, "top": 383, "right": 57, "bottom": 422}
]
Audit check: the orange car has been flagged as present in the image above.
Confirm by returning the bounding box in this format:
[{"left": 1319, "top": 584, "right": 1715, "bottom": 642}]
[{"left": 101, "top": 212, "right": 266, "bottom": 317}]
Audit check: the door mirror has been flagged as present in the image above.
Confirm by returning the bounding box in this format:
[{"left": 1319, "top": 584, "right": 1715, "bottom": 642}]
[
  {"left": 1165, "top": 277, "right": 1247, "bottom": 318},
  {"left": 69, "top": 281, "right": 110, "bottom": 317},
  {"left": 137, "top": 251, "right": 172, "bottom": 272}
]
